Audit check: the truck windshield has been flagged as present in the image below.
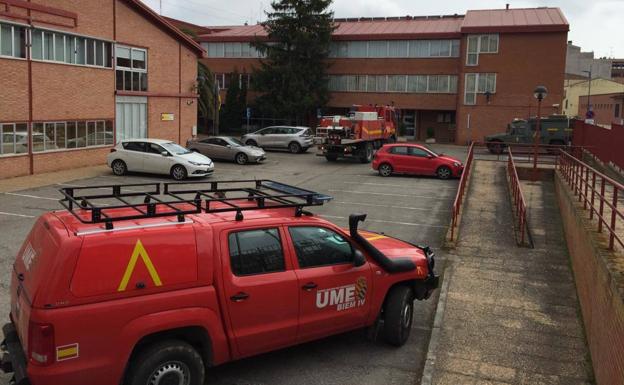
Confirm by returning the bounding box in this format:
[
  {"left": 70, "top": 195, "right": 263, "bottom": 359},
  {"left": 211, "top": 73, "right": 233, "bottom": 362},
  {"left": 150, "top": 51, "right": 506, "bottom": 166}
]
[{"left": 510, "top": 121, "right": 527, "bottom": 134}]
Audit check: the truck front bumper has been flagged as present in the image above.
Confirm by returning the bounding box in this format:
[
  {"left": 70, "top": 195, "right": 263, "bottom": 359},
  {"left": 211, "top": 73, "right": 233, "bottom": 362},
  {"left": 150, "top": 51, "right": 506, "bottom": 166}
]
[{"left": 1, "top": 323, "right": 30, "bottom": 385}]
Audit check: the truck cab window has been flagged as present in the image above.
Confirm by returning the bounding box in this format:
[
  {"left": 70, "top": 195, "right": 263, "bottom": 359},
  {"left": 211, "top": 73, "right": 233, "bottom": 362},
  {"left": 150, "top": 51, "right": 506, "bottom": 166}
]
[
  {"left": 228, "top": 229, "right": 285, "bottom": 276},
  {"left": 289, "top": 226, "right": 353, "bottom": 268}
]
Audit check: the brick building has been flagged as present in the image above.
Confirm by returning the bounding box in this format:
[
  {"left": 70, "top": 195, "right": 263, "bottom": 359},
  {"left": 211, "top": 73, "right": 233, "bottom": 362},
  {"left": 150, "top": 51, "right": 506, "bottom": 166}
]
[
  {"left": 0, "top": 0, "right": 204, "bottom": 179},
  {"left": 579, "top": 92, "right": 624, "bottom": 126},
  {"left": 171, "top": 7, "right": 568, "bottom": 144}
]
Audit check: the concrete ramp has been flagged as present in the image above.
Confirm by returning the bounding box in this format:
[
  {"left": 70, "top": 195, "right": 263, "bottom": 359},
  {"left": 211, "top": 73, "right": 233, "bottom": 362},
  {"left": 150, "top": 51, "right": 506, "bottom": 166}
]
[{"left": 427, "top": 160, "right": 594, "bottom": 384}]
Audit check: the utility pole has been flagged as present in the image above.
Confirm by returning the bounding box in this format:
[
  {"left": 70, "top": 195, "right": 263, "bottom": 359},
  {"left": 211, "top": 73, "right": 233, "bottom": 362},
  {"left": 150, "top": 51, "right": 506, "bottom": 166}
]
[
  {"left": 159, "top": 0, "right": 162, "bottom": 15},
  {"left": 533, "top": 86, "right": 547, "bottom": 181}
]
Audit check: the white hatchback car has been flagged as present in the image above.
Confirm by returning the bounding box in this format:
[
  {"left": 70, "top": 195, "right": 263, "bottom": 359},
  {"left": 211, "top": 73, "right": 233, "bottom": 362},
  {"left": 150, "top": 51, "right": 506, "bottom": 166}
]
[{"left": 107, "top": 139, "right": 214, "bottom": 180}]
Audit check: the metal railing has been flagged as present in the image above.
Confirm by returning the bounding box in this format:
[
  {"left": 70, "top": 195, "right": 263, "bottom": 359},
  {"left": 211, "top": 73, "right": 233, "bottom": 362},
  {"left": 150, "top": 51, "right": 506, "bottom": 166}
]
[
  {"left": 506, "top": 148, "right": 529, "bottom": 245},
  {"left": 558, "top": 151, "right": 624, "bottom": 251},
  {"left": 450, "top": 142, "right": 475, "bottom": 241}
]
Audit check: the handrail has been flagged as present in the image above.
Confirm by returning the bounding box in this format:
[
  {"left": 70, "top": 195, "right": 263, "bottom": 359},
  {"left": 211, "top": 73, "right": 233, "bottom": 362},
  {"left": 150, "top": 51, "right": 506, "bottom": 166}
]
[
  {"left": 450, "top": 142, "right": 475, "bottom": 241},
  {"left": 557, "top": 151, "right": 624, "bottom": 251},
  {"left": 506, "top": 148, "right": 530, "bottom": 245}
]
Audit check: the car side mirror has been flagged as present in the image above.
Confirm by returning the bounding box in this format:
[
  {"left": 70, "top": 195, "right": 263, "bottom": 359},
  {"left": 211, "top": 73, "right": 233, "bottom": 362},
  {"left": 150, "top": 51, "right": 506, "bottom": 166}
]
[
  {"left": 353, "top": 249, "right": 366, "bottom": 267},
  {"left": 161, "top": 151, "right": 169, "bottom": 157}
]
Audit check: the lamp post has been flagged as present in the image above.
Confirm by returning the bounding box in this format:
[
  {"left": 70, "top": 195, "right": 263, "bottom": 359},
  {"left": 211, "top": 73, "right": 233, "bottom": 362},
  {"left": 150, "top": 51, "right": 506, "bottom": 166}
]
[
  {"left": 533, "top": 85, "right": 548, "bottom": 180},
  {"left": 582, "top": 66, "right": 592, "bottom": 116}
]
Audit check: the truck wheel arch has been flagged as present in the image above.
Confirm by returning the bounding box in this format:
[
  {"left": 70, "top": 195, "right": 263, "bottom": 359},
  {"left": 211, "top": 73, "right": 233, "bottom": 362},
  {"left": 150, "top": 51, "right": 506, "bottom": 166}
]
[{"left": 118, "top": 307, "right": 230, "bottom": 383}]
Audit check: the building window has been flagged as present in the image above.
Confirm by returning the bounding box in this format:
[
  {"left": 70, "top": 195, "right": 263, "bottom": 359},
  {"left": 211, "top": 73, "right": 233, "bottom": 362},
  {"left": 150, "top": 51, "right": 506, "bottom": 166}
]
[
  {"left": 328, "top": 74, "right": 457, "bottom": 94},
  {"left": 466, "top": 34, "right": 499, "bottom": 66},
  {"left": 464, "top": 73, "right": 497, "bottom": 105},
  {"left": 1, "top": 123, "right": 28, "bottom": 155},
  {"left": 203, "top": 42, "right": 263, "bottom": 58},
  {"left": 30, "top": 120, "right": 113, "bottom": 152},
  {"left": 116, "top": 45, "right": 147, "bottom": 91},
  {"left": 615, "top": 103, "right": 621, "bottom": 118},
  {"left": 328, "top": 39, "right": 461, "bottom": 59},
  {"left": 30, "top": 29, "right": 112, "bottom": 68},
  {"left": 0, "top": 22, "right": 26, "bottom": 59}
]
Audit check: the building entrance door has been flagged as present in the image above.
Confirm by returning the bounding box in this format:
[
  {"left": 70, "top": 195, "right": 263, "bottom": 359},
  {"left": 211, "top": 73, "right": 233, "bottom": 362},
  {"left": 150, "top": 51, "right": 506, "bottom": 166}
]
[
  {"left": 403, "top": 110, "right": 415, "bottom": 140},
  {"left": 116, "top": 96, "right": 147, "bottom": 141}
]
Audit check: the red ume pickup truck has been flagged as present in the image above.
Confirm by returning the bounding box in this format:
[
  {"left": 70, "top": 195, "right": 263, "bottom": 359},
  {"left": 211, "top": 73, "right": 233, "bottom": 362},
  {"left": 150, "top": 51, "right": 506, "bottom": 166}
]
[{"left": 1, "top": 180, "right": 438, "bottom": 385}]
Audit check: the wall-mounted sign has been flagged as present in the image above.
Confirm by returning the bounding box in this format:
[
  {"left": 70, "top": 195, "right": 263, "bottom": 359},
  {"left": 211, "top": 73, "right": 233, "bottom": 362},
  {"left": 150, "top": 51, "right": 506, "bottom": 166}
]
[{"left": 161, "top": 113, "right": 175, "bottom": 121}]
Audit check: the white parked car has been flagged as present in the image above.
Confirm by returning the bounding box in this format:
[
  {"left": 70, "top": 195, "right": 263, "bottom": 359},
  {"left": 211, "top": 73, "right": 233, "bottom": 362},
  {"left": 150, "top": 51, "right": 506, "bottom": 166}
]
[{"left": 107, "top": 139, "right": 214, "bottom": 180}]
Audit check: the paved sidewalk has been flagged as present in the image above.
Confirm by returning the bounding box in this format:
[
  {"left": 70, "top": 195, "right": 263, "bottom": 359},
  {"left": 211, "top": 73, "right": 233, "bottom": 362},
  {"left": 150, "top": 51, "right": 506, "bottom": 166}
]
[
  {"left": 429, "top": 161, "right": 593, "bottom": 385},
  {"left": 0, "top": 165, "right": 109, "bottom": 193}
]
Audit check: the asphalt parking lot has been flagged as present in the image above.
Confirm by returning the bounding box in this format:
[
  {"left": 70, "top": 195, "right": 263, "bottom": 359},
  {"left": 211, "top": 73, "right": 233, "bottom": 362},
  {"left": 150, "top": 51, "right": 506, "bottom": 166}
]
[{"left": 0, "top": 143, "right": 466, "bottom": 385}]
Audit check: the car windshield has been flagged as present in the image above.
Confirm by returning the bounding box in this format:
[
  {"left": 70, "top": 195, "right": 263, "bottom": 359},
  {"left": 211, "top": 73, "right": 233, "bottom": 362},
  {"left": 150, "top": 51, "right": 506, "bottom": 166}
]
[
  {"left": 225, "top": 137, "right": 245, "bottom": 146},
  {"left": 161, "top": 142, "right": 192, "bottom": 155},
  {"left": 423, "top": 145, "right": 439, "bottom": 156}
]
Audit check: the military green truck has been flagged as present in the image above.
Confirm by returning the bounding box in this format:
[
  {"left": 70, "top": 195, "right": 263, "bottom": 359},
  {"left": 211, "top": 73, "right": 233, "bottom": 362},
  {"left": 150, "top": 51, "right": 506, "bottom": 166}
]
[{"left": 485, "top": 115, "right": 573, "bottom": 154}]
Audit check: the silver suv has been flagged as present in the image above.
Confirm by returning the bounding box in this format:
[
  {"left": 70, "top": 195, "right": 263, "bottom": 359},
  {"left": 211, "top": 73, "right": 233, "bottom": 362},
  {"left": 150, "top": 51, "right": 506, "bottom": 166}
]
[{"left": 241, "top": 126, "right": 313, "bottom": 153}]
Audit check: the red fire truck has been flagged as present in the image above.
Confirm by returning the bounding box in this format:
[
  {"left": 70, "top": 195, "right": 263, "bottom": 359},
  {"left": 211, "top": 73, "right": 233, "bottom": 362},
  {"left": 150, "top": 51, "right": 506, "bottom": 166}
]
[{"left": 315, "top": 105, "right": 399, "bottom": 163}]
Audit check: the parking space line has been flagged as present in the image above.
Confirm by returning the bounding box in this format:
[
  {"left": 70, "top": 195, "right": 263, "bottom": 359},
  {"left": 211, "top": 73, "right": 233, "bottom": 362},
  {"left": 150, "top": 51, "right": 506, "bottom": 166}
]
[
  {"left": 0, "top": 211, "right": 35, "bottom": 218},
  {"left": 4, "top": 192, "right": 58, "bottom": 201},
  {"left": 333, "top": 201, "right": 449, "bottom": 212},
  {"left": 320, "top": 215, "right": 446, "bottom": 228},
  {"left": 328, "top": 189, "right": 451, "bottom": 199},
  {"left": 343, "top": 181, "right": 458, "bottom": 191}
]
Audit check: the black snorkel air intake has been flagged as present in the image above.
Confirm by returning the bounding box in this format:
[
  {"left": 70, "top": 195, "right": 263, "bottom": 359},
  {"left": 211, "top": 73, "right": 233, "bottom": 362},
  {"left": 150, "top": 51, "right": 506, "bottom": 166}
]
[{"left": 349, "top": 213, "right": 416, "bottom": 273}]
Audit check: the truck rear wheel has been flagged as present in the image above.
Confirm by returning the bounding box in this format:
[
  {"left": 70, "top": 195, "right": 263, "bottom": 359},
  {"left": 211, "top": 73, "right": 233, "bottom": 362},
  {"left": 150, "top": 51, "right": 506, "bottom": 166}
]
[
  {"left": 383, "top": 286, "right": 414, "bottom": 346},
  {"left": 360, "top": 143, "right": 373, "bottom": 163},
  {"left": 487, "top": 141, "right": 505, "bottom": 155},
  {"left": 127, "top": 340, "right": 205, "bottom": 385}
]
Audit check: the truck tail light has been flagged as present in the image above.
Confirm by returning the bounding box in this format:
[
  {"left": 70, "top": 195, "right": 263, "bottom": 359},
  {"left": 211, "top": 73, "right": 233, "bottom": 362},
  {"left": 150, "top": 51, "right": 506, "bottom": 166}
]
[{"left": 28, "top": 321, "right": 55, "bottom": 366}]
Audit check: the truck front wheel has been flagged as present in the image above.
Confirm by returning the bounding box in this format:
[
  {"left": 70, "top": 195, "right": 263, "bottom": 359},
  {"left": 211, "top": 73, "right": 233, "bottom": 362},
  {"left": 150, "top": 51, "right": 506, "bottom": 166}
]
[
  {"left": 127, "top": 340, "right": 205, "bottom": 385},
  {"left": 383, "top": 286, "right": 414, "bottom": 346}
]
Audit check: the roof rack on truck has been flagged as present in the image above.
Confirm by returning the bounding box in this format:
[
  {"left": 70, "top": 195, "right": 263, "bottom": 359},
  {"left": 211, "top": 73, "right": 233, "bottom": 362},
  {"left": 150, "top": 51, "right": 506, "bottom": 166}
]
[{"left": 59, "top": 180, "right": 333, "bottom": 229}]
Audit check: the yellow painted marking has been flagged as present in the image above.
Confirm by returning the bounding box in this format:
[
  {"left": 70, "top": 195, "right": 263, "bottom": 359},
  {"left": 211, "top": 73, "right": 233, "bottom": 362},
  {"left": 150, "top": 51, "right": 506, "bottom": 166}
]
[
  {"left": 117, "top": 239, "right": 163, "bottom": 291},
  {"left": 365, "top": 234, "right": 388, "bottom": 242}
]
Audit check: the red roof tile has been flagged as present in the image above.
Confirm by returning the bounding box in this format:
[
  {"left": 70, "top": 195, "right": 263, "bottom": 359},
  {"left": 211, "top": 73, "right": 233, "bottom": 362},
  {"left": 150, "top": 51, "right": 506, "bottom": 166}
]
[
  {"left": 461, "top": 8, "right": 568, "bottom": 33},
  {"left": 195, "top": 7, "right": 568, "bottom": 42}
]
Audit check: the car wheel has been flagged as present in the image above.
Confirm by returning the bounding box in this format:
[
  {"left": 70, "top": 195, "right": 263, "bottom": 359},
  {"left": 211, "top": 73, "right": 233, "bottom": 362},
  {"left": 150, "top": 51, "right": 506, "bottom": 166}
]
[
  {"left": 111, "top": 160, "right": 127, "bottom": 176},
  {"left": 289, "top": 142, "right": 301, "bottom": 154},
  {"left": 437, "top": 166, "right": 452, "bottom": 180},
  {"left": 127, "top": 340, "right": 204, "bottom": 385},
  {"left": 246, "top": 139, "right": 258, "bottom": 147},
  {"left": 171, "top": 165, "right": 188, "bottom": 181},
  {"left": 360, "top": 143, "right": 373, "bottom": 163},
  {"left": 235, "top": 153, "right": 248, "bottom": 165},
  {"left": 383, "top": 286, "right": 414, "bottom": 347},
  {"left": 379, "top": 163, "right": 393, "bottom": 177}
]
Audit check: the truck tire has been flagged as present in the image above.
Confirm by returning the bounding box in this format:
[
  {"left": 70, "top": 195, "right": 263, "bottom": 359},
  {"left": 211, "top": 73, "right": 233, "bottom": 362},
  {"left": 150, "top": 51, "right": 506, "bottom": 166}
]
[
  {"left": 127, "top": 340, "right": 205, "bottom": 385},
  {"left": 360, "top": 143, "right": 373, "bottom": 163},
  {"left": 487, "top": 141, "right": 505, "bottom": 155},
  {"left": 383, "top": 286, "right": 414, "bottom": 346},
  {"left": 548, "top": 139, "right": 565, "bottom": 154}
]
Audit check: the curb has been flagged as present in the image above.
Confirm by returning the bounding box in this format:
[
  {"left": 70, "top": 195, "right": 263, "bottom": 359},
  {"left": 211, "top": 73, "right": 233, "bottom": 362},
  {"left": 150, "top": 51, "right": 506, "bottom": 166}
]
[{"left": 420, "top": 264, "right": 453, "bottom": 385}]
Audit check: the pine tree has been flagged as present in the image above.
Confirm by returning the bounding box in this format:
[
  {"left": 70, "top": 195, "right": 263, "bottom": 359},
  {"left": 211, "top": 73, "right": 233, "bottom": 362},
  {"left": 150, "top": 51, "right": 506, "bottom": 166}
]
[{"left": 252, "top": 0, "right": 335, "bottom": 126}]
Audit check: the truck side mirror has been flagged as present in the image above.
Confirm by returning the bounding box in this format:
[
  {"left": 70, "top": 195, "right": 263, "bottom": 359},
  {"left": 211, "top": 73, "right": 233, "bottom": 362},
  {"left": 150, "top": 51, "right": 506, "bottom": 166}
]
[{"left": 353, "top": 249, "right": 366, "bottom": 267}]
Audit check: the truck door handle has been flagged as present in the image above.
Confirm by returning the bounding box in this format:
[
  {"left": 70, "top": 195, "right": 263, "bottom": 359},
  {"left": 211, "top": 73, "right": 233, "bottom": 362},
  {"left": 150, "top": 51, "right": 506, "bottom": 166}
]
[
  {"left": 230, "top": 292, "right": 249, "bottom": 302},
  {"left": 302, "top": 282, "right": 318, "bottom": 291}
]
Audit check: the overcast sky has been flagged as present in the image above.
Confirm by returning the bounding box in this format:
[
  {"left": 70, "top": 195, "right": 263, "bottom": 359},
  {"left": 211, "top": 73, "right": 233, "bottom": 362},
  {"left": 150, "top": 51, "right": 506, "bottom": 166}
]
[{"left": 144, "top": 0, "right": 624, "bottom": 57}]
